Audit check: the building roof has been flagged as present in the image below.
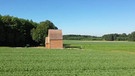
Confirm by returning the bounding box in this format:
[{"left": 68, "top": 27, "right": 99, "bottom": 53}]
[{"left": 48, "top": 29, "right": 63, "bottom": 40}]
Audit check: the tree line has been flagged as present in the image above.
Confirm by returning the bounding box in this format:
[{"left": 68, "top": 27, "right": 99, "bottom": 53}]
[
  {"left": 0, "top": 15, "right": 57, "bottom": 47},
  {"left": 63, "top": 35, "right": 102, "bottom": 40},
  {"left": 102, "top": 33, "right": 128, "bottom": 41},
  {"left": 64, "top": 32, "right": 135, "bottom": 41},
  {"left": 103, "top": 32, "right": 135, "bottom": 41}
]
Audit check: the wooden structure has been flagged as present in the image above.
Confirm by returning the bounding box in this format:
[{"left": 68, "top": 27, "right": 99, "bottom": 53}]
[{"left": 45, "top": 29, "right": 63, "bottom": 49}]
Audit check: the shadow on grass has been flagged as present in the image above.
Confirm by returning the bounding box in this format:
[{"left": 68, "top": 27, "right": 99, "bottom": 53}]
[{"left": 63, "top": 44, "right": 82, "bottom": 49}]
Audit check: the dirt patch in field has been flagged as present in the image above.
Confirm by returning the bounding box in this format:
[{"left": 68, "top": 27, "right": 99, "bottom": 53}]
[
  {"left": 79, "top": 41, "right": 128, "bottom": 43},
  {"left": 126, "top": 51, "right": 135, "bottom": 55}
]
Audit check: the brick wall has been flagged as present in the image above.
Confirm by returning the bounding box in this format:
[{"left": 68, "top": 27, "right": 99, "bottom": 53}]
[
  {"left": 46, "top": 43, "right": 50, "bottom": 48},
  {"left": 50, "top": 39, "right": 63, "bottom": 49}
]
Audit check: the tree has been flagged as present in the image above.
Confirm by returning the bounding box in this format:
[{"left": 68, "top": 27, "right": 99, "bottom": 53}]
[
  {"left": 102, "top": 34, "right": 114, "bottom": 41},
  {"left": 102, "top": 33, "right": 128, "bottom": 41},
  {"left": 0, "top": 16, "right": 6, "bottom": 45},
  {"left": 0, "top": 15, "right": 38, "bottom": 46},
  {"left": 128, "top": 31, "right": 135, "bottom": 41},
  {"left": 31, "top": 20, "right": 58, "bottom": 45},
  {"left": 116, "top": 33, "right": 128, "bottom": 41},
  {"left": 0, "top": 15, "right": 58, "bottom": 46}
]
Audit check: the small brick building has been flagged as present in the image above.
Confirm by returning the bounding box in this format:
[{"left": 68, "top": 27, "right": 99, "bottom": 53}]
[{"left": 45, "top": 29, "right": 63, "bottom": 49}]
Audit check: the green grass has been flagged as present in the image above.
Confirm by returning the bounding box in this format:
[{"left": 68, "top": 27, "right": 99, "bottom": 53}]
[{"left": 1, "top": 41, "right": 135, "bottom": 76}]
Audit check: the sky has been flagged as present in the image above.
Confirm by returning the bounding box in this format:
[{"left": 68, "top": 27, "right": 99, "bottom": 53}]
[{"left": 0, "top": 0, "right": 135, "bottom": 36}]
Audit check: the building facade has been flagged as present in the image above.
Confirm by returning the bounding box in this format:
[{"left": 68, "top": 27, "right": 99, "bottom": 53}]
[{"left": 45, "top": 29, "right": 63, "bottom": 49}]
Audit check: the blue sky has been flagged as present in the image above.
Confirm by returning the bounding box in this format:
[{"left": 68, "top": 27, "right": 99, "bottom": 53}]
[{"left": 0, "top": 0, "right": 135, "bottom": 36}]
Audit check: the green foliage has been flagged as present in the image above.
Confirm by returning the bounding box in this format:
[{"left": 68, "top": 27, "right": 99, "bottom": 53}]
[
  {"left": 128, "top": 31, "right": 135, "bottom": 41},
  {"left": 31, "top": 20, "right": 57, "bottom": 45},
  {"left": 103, "top": 34, "right": 114, "bottom": 41},
  {"left": 102, "top": 33, "right": 128, "bottom": 41},
  {"left": 63, "top": 35, "right": 102, "bottom": 41},
  {"left": 1, "top": 41, "right": 135, "bottom": 76},
  {"left": 0, "top": 15, "right": 38, "bottom": 46},
  {"left": 64, "top": 34, "right": 129, "bottom": 41},
  {"left": 0, "top": 15, "right": 57, "bottom": 46}
]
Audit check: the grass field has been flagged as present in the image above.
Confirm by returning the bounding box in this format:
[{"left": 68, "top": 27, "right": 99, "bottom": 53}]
[{"left": 0, "top": 40, "right": 135, "bottom": 76}]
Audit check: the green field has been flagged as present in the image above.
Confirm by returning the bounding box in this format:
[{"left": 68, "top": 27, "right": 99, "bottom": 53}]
[{"left": 0, "top": 40, "right": 135, "bottom": 76}]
